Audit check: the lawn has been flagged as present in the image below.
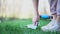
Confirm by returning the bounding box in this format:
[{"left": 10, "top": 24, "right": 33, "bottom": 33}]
[{"left": 0, "top": 18, "right": 60, "bottom": 34}]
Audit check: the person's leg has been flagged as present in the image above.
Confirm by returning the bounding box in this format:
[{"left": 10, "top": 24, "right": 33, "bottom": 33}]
[
  {"left": 32, "top": 0, "right": 39, "bottom": 26},
  {"left": 56, "top": 0, "right": 60, "bottom": 22},
  {"left": 27, "top": 0, "right": 39, "bottom": 29},
  {"left": 44, "top": 0, "right": 57, "bottom": 25},
  {"left": 56, "top": 16, "right": 60, "bottom": 26},
  {"left": 41, "top": 0, "right": 58, "bottom": 31},
  {"left": 50, "top": 0, "right": 57, "bottom": 20},
  {"left": 56, "top": 0, "right": 60, "bottom": 30},
  {"left": 56, "top": 16, "right": 60, "bottom": 31}
]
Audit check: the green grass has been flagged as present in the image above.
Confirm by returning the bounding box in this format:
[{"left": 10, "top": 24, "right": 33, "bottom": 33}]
[{"left": 0, "top": 19, "right": 60, "bottom": 34}]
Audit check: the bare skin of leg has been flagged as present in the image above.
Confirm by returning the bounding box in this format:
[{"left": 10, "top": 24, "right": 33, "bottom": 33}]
[
  {"left": 32, "top": 0, "right": 39, "bottom": 26},
  {"left": 56, "top": 15, "right": 60, "bottom": 23},
  {"left": 52, "top": 14, "right": 57, "bottom": 20}
]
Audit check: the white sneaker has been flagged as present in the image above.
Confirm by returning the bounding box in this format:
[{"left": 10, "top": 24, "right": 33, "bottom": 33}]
[
  {"left": 27, "top": 22, "right": 39, "bottom": 29},
  {"left": 57, "top": 23, "right": 60, "bottom": 32},
  {"left": 41, "top": 20, "right": 59, "bottom": 32},
  {"left": 57, "top": 28, "right": 60, "bottom": 32},
  {"left": 27, "top": 24, "right": 37, "bottom": 29},
  {"left": 47, "top": 20, "right": 55, "bottom": 26}
]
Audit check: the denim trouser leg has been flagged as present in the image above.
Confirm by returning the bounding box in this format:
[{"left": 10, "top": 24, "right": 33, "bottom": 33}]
[
  {"left": 56, "top": 0, "right": 60, "bottom": 16},
  {"left": 49, "top": 0, "right": 57, "bottom": 15}
]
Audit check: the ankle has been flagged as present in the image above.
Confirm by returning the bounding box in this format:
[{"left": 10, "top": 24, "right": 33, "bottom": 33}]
[{"left": 33, "top": 22, "right": 39, "bottom": 26}]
